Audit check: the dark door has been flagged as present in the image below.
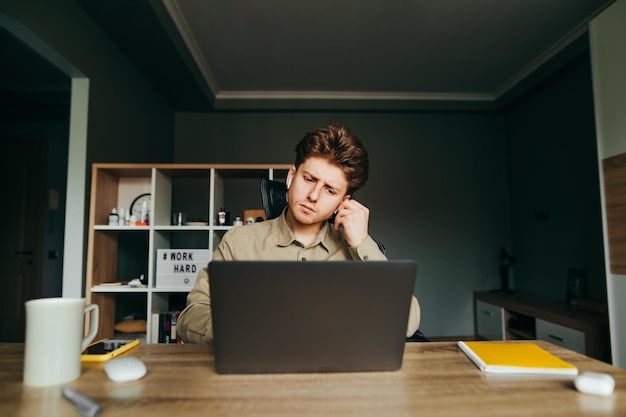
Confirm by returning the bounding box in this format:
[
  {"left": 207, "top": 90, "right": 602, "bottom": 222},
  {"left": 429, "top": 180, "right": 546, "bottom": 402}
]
[{"left": 0, "top": 137, "right": 46, "bottom": 342}]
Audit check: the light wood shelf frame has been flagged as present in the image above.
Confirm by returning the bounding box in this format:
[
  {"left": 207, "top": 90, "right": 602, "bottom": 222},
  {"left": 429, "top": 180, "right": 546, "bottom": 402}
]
[{"left": 86, "top": 163, "right": 291, "bottom": 342}]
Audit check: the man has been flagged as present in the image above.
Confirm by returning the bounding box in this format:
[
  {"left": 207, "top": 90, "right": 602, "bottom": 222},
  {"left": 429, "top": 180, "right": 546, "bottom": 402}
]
[{"left": 176, "top": 123, "right": 420, "bottom": 343}]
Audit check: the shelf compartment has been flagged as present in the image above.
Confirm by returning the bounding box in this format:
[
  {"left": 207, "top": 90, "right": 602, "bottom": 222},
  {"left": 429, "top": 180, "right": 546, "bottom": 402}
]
[
  {"left": 159, "top": 172, "right": 211, "bottom": 227},
  {"left": 505, "top": 310, "right": 536, "bottom": 340},
  {"left": 214, "top": 166, "right": 290, "bottom": 226},
  {"left": 90, "top": 164, "right": 151, "bottom": 226}
]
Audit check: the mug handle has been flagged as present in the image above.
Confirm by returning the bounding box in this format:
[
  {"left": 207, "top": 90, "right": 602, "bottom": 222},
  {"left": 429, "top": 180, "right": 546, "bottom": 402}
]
[{"left": 81, "top": 304, "right": 99, "bottom": 351}]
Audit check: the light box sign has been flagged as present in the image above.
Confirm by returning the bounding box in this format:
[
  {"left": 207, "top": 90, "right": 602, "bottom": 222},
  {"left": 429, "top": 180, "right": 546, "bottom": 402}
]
[{"left": 156, "top": 249, "right": 211, "bottom": 289}]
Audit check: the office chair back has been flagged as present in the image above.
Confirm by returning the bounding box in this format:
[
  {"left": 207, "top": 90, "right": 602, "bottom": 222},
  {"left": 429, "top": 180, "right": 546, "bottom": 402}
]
[{"left": 260, "top": 178, "right": 288, "bottom": 220}]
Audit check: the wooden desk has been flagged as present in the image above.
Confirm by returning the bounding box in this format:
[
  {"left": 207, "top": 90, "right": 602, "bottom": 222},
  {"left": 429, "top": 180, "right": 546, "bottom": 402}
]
[{"left": 1, "top": 341, "right": 624, "bottom": 417}]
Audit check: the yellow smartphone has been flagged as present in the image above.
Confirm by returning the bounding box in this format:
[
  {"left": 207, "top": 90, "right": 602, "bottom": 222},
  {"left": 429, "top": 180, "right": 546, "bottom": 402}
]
[{"left": 81, "top": 338, "right": 140, "bottom": 362}]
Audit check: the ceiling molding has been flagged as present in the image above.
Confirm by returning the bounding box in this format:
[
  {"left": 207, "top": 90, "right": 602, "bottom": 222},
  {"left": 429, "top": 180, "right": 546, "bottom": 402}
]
[
  {"left": 493, "top": 23, "right": 589, "bottom": 100},
  {"left": 216, "top": 90, "right": 495, "bottom": 102},
  {"left": 212, "top": 91, "right": 498, "bottom": 112},
  {"left": 162, "top": 0, "right": 220, "bottom": 96}
]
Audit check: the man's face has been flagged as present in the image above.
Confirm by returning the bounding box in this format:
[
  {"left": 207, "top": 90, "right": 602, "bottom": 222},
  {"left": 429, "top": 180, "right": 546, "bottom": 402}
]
[{"left": 286, "top": 156, "right": 349, "bottom": 226}]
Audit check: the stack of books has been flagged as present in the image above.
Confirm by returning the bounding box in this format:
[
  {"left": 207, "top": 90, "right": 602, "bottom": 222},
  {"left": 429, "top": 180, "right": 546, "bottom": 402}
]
[{"left": 151, "top": 311, "right": 182, "bottom": 344}]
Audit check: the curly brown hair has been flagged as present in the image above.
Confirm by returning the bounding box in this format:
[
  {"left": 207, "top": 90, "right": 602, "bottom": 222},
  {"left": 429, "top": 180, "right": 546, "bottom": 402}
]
[{"left": 294, "top": 123, "right": 369, "bottom": 193}]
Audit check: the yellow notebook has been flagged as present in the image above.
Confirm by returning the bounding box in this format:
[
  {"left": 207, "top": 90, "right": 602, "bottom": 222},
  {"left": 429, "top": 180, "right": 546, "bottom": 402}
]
[{"left": 458, "top": 341, "right": 578, "bottom": 376}]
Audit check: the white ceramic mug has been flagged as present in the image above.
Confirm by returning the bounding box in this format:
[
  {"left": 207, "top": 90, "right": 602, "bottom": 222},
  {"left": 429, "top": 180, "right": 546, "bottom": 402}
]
[{"left": 23, "top": 298, "right": 99, "bottom": 386}]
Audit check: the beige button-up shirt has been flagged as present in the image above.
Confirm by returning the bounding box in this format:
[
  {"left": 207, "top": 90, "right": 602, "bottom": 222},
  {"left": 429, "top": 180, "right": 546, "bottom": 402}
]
[{"left": 176, "top": 210, "right": 421, "bottom": 343}]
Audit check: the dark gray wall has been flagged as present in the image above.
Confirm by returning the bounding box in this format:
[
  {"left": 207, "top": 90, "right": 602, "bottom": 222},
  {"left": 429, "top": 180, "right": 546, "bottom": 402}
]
[
  {"left": 503, "top": 51, "right": 606, "bottom": 302},
  {"left": 0, "top": 0, "right": 176, "bottom": 167},
  {"left": 174, "top": 111, "right": 510, "bottom": 336}
]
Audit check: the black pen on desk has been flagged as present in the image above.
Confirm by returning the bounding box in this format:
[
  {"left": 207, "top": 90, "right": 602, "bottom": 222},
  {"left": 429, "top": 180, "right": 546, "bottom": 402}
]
[{"left": 60, "top": 385, "right": 103, "bottom": 417}]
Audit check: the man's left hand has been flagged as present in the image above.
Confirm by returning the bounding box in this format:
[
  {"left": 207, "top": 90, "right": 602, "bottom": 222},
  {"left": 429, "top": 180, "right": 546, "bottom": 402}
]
[{"left": 333, "top": 198, "right": 370, "bottom": 248}]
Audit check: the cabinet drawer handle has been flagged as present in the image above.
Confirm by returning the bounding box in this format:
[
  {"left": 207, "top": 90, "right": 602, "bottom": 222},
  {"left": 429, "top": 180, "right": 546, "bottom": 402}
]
[
  {"left": 548, "top": 334, "right": 566, "bottom": 343},
  {"left": 481, "top": 310, "right": 494, "bottom": 317}
]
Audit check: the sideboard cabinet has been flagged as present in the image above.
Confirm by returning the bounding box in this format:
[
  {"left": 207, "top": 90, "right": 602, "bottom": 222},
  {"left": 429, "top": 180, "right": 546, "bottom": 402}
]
[{"left": 474, "top": 291, "right": 610, "bottom": 362}]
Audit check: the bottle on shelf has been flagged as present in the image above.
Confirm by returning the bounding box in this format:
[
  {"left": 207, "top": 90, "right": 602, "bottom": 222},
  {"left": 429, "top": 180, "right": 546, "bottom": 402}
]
[
  {"left": 118, "top": 208, "right": 126, "bottom": 226},
  {"left": 140, "top": 200, "right": 150, "bottom": 226},
  {"left": 108, "top": 208, "right": 119, "bottom": 226}
]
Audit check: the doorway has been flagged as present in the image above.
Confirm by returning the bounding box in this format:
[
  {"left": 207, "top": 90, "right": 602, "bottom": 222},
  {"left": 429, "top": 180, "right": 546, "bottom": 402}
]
[
  {"left": 0, "top": 137, "right": 46, "bottom": 341},
  {"left": 0, "top": 23, "right": 73, "bottom": 341}
]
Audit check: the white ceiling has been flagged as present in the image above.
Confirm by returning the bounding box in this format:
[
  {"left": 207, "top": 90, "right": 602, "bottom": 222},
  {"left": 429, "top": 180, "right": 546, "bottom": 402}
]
[{"left": 1, "top": 0, "right": 616, "bottom": 112}]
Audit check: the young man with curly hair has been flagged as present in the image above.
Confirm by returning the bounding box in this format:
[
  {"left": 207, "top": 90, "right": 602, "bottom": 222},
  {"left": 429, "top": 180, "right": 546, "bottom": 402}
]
[{"left": 177, "top": 123, "right": 420, "bottom": 343}]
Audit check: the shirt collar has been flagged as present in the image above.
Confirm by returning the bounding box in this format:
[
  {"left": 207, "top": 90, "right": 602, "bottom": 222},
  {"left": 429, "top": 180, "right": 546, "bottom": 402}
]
[{"left": 276, "top": 208, "right": 332, "bottom": 252}]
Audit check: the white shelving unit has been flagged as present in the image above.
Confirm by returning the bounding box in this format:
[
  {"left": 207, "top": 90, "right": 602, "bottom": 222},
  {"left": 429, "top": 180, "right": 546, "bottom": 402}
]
[{"left": 86, "top": 163, "right": 291, "bottom": 342}]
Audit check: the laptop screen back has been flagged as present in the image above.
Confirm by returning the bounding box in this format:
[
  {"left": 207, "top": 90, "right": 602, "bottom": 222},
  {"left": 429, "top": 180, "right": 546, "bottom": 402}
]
[{"left": 209, "top": 260, "right": 417, "bottom": 374}]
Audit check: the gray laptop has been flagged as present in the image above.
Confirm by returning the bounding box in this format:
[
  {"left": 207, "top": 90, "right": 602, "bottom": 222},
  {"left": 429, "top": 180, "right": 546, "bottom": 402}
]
[{"left": 209, "top": 260, "right": 417, "bottom": 374}]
